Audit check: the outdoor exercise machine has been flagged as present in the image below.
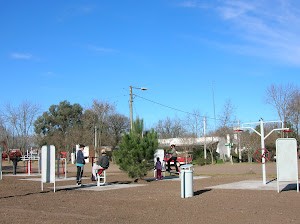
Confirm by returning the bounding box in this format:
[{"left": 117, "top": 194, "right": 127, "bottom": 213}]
[
  {"left": 56, "top": 152, "right": 67, "bottom": 179},
  {"left": 234, "top": 119, "right": 289, "bottom": 185},
  {"left": 96, "top": 168, "right": 106, "bottom": 186},
  {"left": 21, "top": 154, "right": 40, "bottom": 175},
  {"left": 91, "top": 156, "right": 107, "bottom": 186}
]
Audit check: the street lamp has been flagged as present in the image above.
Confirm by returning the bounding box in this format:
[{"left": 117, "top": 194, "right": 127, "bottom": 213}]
[{"left": 130, "top": 86, "right": 147, "bottom": 130}]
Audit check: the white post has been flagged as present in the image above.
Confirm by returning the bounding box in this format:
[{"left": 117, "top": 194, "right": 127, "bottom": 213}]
[
  {"left": 94, "top": 126, "right": 97, "bottom": 155},
  {"left": 28, "top": 158, "right": 30, "bottom": 175},
  {"left": 260, "top": 119, "right": 267, "bottom": 185}
]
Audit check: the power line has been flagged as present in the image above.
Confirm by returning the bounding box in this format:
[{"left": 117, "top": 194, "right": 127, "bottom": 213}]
[{"left": 134, "top": 94, "right": 224, "bottom": 122}]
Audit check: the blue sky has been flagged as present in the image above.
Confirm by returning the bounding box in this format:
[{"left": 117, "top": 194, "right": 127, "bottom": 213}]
[{"left": 1, "top": 0, "right": 300, "bottom": 131}]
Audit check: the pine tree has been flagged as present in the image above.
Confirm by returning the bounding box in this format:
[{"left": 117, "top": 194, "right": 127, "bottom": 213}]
[{"left": 113, "top": 118, "right": 158, "bottom": 179}]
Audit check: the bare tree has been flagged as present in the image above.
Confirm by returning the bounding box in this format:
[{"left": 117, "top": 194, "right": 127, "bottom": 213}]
[
  {"left": 240, "top": 130, "right": 260, "bottom": 170},
  {"left": 184, "top": 110, "right": 203, "bottom": 137},
  {"left": 154, "top": 117, "right": 186, "bottom": 138},
  {"left": 219, "top": 99, "right": 236, "bottom": 128},
  {"left": 265, "top": 83, "right": 296, "bottom": 126},
  {"left": 287, "top": 88, "right": 300, "bottom": 138},
  {"left": 90, "top": 100, "right": 115, "bottom": 153},
  {"left": 205, "top": 136, "right": 219, "bottom": 165},
  {"left": 107, "top": 113, "right": 130, "bottom": 149},
  {"left": 1, "top": 101, "right": 40, "bottom": 153}
]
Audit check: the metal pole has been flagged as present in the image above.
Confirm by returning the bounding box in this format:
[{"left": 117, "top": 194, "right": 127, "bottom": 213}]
[
  {"left": 203, "top": 117, "right": 207, "bottom": 159},
  {"left": 130, "top": 86, "right": 133, "bottom": 130},
  {"left": 260, "top": 119, "right": 266, "bottom": 185},
  {"left": 212, "top": 82, "right": 216, "bottom": 130},
  {"left": 238, "top": 120, "right": 241, "bottom": 163}
]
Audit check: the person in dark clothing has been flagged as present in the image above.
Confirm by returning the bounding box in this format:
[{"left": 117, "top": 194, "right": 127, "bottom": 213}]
[
  {"left": 167, "top": 144, "right": 179, "bottom": 172},
  {"left": 92, "top": 149, "right": 109, "bottom": 181},
  {"left": 12, "top": 152, "right": 21, "bottom": 175},
  {"left": 76, "top": 144, "right": 88, "bottom": 186}
]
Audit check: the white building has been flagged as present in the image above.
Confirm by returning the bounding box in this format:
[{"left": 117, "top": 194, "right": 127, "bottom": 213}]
[{"left": 158, "top": 137, "right": 229, "bottom": 159}]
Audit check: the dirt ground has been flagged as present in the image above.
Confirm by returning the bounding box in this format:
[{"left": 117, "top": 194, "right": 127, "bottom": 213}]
[{"left": 0, "top": 160, "right": 299, "bottom": 224}]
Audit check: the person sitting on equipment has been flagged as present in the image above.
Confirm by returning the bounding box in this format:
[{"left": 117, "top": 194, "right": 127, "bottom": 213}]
[
  {"left": 92, "top": 149, "right": 109, "bottom": 181},
  {"left": 167, "top": 144, "right": 179, "bottom": 173}
]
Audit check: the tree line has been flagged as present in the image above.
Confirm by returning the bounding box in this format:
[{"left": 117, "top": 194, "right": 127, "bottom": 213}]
[
  {"left": 0, "top": 100, "right": 130, "bottom": 155},
  {"left": 1, "top": 83, "right": 299, "bottom": 163}
]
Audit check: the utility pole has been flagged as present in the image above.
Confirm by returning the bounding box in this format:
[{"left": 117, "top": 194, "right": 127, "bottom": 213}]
[
  {"left": 203, "top": 117, "right": 207, "bottom": 159},
  {"left": 212, "top": 81, "right": 216, "bottom": 130},
  {"left": 129, "top": 86, "right": 147, "bottom": 130},
  {"left": 130, "top": 86, "right": 133, "bottom": 130}
]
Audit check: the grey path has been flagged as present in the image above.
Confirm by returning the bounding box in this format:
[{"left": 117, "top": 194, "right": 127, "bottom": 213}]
[{"left": 207, "top": 179, "right": 299, "bottom": 191}]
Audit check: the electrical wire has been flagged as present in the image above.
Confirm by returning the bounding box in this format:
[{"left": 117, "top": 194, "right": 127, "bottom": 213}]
[{"left": 134, "top": 94, "right": 224, "bottom": 122}]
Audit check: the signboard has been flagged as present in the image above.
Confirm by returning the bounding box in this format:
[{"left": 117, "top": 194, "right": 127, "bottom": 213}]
[
  {"left": 0, "top": 149, "right": 2, "bottom": 180},
  {"left": 276, "top": 138, "right": 299, "bottom": 193},
  {"left": 154, "top": 149, "right": 164, "bottom": 167},
  {"left": 41, "top": 145, "right": 56, "bottom": 192}
]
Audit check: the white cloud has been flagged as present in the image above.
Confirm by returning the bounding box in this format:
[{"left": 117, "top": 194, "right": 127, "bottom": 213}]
[
  {"left": 88, "top": 45, "right": 119, "bottom": 53},
  {"left": 185, "top": 0, "right": 300, "bottom": 66},
  {"left": 43, "top": 72, "right": 60, "bottom": 78},
  {"left": 11, "top": 53, "right": 32, "bottom": 60},
  {"left": 177, "top": 1, "right": 209, "bottom": 9},
  {"left": 217, "top": 1, "right": 255, "bottom": 19}
]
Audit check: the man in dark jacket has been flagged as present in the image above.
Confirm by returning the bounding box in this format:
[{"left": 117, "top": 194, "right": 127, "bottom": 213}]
[
  {"left": 76, "top": 144, "right": 88, "bottom": 186},
  {"left": 12, "top": 152, "right": 21, "bottom": 175},
  {"left": 92, "top": 149, "right": 109, "bottom": 181}
]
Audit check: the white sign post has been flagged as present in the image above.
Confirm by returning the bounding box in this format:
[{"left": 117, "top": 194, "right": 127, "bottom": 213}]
[
  {"left": 276, "top": 138, "right": 299, "bottom": 193},
  {"left": 0, "top": 149, "right": 2, "bottom": 180},
  {"left": 41, "top": 145, "right": 56, "bottom": 192},
  {"left": 154, "top": 149, "right": 165, "bottom": 177},
  {"left": 76, "top": 145, "right": 89, "bottom": 164}
]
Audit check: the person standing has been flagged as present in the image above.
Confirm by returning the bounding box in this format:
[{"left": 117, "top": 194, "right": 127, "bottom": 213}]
[
  {"left": 92, "top": 149, "right": 109, "bottom": 181},
  {"left": 155, "top": 157, "right": 162, "bottom": 180},
  {"left": 12, "top": 152, "right": 21, "bottom": 175},
  {"left": 76, "top": 144, "right": 88, "bottom": 186},
  {"left": 167, "top": 144, "right": 179, "bottom": 172}
]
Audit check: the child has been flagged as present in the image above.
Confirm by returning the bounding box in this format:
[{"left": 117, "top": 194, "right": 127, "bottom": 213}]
[{"left": 155, "top": 157, "right": 162, "bottom": 180}]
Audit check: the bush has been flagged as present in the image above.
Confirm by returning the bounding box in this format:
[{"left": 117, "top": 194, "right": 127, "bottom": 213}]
[
  {"left": 216, "top": 159, "right": 224, "bottom": 164},
  {"left": 231, "top": 152, "right": 239, "bottom": 163},
  {"left": 194, "top": 157, "right": 211, "bottom": 166}
]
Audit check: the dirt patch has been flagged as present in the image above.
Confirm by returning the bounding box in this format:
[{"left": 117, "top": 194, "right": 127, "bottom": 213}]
[{"left": 0, "top": 161, "right": 299, "bottom": 223}]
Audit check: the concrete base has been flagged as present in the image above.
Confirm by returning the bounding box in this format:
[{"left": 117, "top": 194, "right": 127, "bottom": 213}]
[
  {"left": 51, "top": 183, "right": 147, "bottom": 191},
  {"left": 147, "top": 176, "right": 210, "bottom": 182},
  {"left": 207, "top": 179, "right": 299, "bottom": 191},
  {"left": 19, "top": 177, "right": 90, "bottom": 182}
]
